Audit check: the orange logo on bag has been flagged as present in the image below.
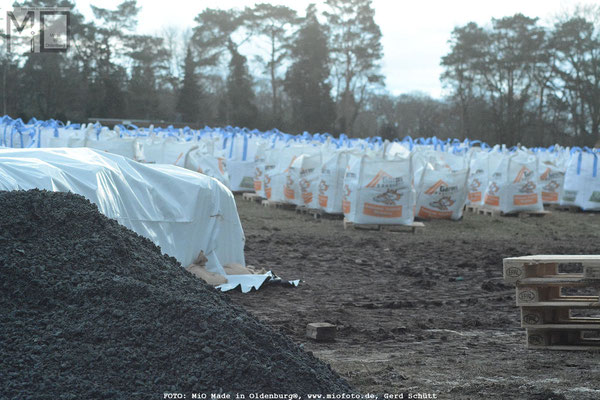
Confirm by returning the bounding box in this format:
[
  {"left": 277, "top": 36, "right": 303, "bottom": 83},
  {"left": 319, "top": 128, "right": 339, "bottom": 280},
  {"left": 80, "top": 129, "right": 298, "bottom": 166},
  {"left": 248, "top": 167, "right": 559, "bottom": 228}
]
[
  {"left": 469, "top": 179, "right": 481, "bottom": 191},
  {"left": 217, "top": 158, "right": 226, "bottom": 174},
  {"left": 513, "top": 166, "right": 532, "bottom": 183},
  {"left": 366, "top": 170, "right": 394, "bottom": 188},
  {"left": 318, "top": 180, "right": 328, "bottom": 195},
  {"left": 430, "top": 196, "right": 454, "bottom": 211},
  {"left": 343, "top": 184, "right": 351, "bottom": 200},
  {"left": 174, "top": 152, "right": 184, "bottom": 165},
  {"left": 373, "top": 189, "right": 402, "bottom": 205},
  {"left": 425, "top": 180, "right": 448, "bottom": 195},
  {"left": 519, "top": 181, "right": 536, "bottom": 194},
  {"left": 543, "top": 181, "right": 559, "bottom": 191},
  {"left": 468, "top": 192, "right": 482, "bottom": 202},
  {"left": 300, "top": 179, "right": 312, "bottom": 204},
  {"left": 283, "top": 156, "right": 297, "bottom": 173},
  {"left": 488, "top": 182, "right": 499, "bottom": 196},
  {"left": 300, "top": 178, "right": 310, "bottom": 192},
  {"left": 540, "top": 167, "right": 551, "bottom": 181},
  {"left": 254, "top": 167, "right": 262, "bottom": 180}
]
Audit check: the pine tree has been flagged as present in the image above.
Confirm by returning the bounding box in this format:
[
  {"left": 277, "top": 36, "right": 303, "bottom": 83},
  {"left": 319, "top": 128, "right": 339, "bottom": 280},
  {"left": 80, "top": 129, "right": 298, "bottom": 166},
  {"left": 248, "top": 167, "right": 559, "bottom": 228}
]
[
  {"left": 176, "top": 47, "right": 202, "bottom": 123},
  {"left": 284, "top": 4, "right": 335, "bottom": 133},
  {"left": 226, "top": 46, "right": 257, "bottom": 128}
]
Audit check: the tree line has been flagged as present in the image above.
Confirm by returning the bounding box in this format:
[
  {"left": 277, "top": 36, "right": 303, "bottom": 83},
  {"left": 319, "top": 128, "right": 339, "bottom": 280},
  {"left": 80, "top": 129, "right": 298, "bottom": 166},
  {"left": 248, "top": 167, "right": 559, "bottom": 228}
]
[{"left": 2, "top": 0, "right": 599, "bottom": 146}]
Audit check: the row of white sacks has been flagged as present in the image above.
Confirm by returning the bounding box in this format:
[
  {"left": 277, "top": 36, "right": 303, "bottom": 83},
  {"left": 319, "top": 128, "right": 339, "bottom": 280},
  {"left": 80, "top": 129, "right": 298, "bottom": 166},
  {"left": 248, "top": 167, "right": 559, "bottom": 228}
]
[{"left": 2, "top": 118, "right": 599, "bottom": 226}]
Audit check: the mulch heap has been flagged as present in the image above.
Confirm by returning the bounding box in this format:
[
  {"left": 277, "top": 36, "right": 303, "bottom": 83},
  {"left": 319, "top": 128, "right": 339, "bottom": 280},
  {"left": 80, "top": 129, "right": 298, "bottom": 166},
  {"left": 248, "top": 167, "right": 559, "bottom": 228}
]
[{"left": 0, "top": 189, "right": 351, "bottom": 399}]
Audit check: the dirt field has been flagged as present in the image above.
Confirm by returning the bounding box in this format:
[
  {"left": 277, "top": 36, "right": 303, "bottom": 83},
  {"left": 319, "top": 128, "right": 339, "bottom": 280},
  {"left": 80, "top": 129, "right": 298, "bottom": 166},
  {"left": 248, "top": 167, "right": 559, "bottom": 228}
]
[{"left": 228, "top": 196, "right": 600, "bottom": 400}]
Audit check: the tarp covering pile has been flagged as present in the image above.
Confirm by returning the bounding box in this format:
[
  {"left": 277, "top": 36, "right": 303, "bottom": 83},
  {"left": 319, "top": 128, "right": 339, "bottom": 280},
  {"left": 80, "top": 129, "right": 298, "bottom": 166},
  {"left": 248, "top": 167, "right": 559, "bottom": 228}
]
[{"left": 0, "top": 147, "right": 279, "bottom": 292}]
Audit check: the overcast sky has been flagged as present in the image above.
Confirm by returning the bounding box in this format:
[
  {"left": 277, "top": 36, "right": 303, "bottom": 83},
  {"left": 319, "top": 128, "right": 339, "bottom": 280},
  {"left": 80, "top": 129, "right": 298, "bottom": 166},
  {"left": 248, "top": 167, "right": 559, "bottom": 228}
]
[{"left": 6, "top": 0, "right": 597, "bottom": 98}]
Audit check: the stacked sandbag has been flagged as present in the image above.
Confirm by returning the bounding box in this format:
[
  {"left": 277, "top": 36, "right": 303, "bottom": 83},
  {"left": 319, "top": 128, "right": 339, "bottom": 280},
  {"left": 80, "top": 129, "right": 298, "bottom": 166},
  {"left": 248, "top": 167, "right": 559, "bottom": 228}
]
[
  {"left": 483, "top": 150, "right": 543, "bottom": 213},
  {"left": 343, "top": 153, "right": 415, "bottom": 225}
]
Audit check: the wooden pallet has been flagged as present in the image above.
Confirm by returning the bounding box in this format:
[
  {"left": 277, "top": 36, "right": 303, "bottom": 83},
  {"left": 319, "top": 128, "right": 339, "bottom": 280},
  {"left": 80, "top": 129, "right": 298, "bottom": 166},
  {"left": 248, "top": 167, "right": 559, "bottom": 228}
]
[
  {"left": 545, "top": 204, "right": 578, "bottom": 212},
  {"left": 465, "top": 204, "right": 479, "bottom": 213},
  {"left": 343, "top": 218, "right": 424, "bottom": 233},
  {"left": 242, "top": 193, "right": 264, "bottom": 202},
  {"left": 503, "top": 255, "right": 600, "bottom": 284},
  {"left": 546, "top": 204, "right": 600, "bottom": 213},
  {"left": 261, "top": 199, "right": 296, "bottom": 210},
  {"left": 470, "top": 205, "right": 550, "bottom": 218},
  {"left": 521, "top": 305, "right": 600, "bottom": 328},
  {"left": 527, "top": 328, "right": 600, "bottom": 350},
  {"left": 295, "top": 206, "right": 343, "bottom": 220},
  {"left": 504, "top": 255, "right": 600, "bottom": 350}
]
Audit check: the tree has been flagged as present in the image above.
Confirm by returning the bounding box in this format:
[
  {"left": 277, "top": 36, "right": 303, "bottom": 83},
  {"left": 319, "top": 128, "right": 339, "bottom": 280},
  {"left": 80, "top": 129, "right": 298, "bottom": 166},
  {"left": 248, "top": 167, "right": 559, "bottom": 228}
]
[
  {"left": 550, "top": 15, "right": 600, "bottom": 145},
  {"left": 176, "top": 47, "right": 202, "bottom": 123},
  {"left": 226, "top": 48, "right": 257, "bottom": 128},
  {"left": 324, "top": 0, "right": 384, "bottom": 135},
  {"left": 440, "top": 22, "right": 488, "bottom": 140},
  {"left": 191, "top": 8, "right": 257, "bottom": 126},
  {"left": 126, "top": 35, "right": 169, "bottom": 119},
  {"left": 441, "top": 14, "right": 548, "bottom": 145},
  {"left": 244, "top": 4, "right": 297, "bottom": 125},
  {"left": 284, "top": 4, "right": 335, "bottom": 133},
  {"left": 87, "top": 0, "right": 140, "bottom": 117}
]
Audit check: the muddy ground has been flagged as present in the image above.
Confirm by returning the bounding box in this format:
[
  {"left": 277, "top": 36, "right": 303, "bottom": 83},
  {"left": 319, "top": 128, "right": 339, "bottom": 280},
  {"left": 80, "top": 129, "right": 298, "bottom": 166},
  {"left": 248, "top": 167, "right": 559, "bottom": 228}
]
[{"left": 228, "top": 196, "right": 600, "bottom": 400}]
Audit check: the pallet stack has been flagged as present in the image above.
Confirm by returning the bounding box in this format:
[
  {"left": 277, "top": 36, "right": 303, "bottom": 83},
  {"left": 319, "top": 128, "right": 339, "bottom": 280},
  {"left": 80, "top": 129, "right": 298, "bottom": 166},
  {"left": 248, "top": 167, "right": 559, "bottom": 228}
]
[
  {"left": 503, "top": 255, "right": 600, "bottom": 350},
  {"left": 466, "top": 204, "right": 550, "bottom": 218}
]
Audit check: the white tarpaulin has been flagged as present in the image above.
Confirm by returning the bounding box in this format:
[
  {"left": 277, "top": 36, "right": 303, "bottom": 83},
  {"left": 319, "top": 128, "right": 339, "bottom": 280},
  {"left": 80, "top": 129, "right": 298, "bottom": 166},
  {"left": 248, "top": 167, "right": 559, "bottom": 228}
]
[{"left": 0, "top": 148, "right": 284, "bottom": 292}]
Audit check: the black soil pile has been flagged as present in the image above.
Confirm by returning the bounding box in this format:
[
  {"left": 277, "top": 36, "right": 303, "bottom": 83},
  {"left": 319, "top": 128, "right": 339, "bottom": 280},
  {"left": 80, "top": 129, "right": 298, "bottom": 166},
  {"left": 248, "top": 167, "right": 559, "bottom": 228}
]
[{"left": 0, "top": 189, "right": 352, "bottom": 399}]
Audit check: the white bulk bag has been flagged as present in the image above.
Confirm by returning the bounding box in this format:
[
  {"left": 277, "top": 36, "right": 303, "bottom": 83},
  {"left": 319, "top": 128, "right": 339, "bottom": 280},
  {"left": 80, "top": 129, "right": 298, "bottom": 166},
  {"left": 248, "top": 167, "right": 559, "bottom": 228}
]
[
  {"left": 185, "top": 149, "right": 230, "bottom": 188},
  {"left": 483, "top": 150, "right": 543, "bottom": 213},
  {"left": 284, "top": 153, "right": 322, "bottom": 207},
  {"left": 562, "top": 151, "right": 600, "bottom": 210},
  {"left": 467, "top": 150, "right": 488, "bottom": 205},
  {"left": 265, "top": 145, "right": 320, "bottom": 203},
  {"left": 538, "top": 152, "right": 567, "bottom": 204},
  {"left": 48, "top": 126, "right": 87, "bottom": 148},
  {"left": 223, "top": 134, "right": 258, "bottom": 192},
  {"left": 253, "top": 141, "right": 272, "bottom": 197},
  {"left": 85, "top": 127, "right": 144, "bottom": 161},
  {"left": 140, "top": 137, "right": 198, "bottom": 167},
  {"left": 416, "top": 164, "right": 469, "bottom": 220},
  {"left": 467, "top": 149, "right": 505, "bottom": 205},
  {"left": 343, "top": 154, "right": 415, "bottom": 225},
  {"left": 317, "top": 150, "right": 352, "bottom": 214}
]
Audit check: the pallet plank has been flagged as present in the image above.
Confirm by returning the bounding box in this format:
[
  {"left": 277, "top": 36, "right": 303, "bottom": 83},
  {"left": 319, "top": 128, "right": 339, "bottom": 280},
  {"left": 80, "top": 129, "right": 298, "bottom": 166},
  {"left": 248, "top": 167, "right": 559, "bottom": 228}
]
[
  {"left": 343, "top": 218, "right": 424, "bottom": 233},
  {"left": 261, "top": 200, "right": 296, "bottom": 210}
]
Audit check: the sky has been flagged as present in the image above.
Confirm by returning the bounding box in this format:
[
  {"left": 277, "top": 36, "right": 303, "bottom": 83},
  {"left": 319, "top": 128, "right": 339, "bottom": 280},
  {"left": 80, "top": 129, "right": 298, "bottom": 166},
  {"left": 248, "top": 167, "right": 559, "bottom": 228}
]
[{"left": 3, "top": 0, "right": 597, "bottom": 98}]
